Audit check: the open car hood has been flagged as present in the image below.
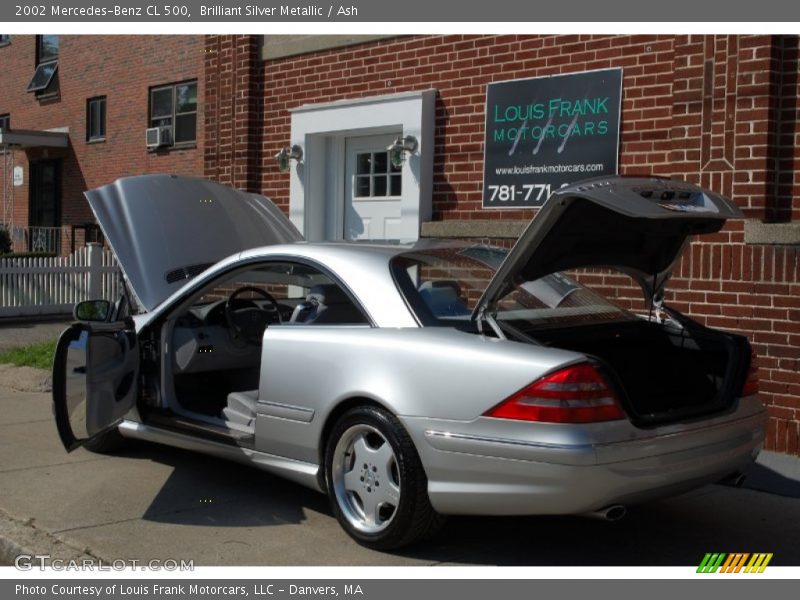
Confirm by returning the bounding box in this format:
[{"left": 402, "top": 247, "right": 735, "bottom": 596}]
[
  {"left": 473, "top": 176, "right": 743, "bottom": 319},
  {"left": 86, "top": 175, "right": 302, "bottom": 312}
]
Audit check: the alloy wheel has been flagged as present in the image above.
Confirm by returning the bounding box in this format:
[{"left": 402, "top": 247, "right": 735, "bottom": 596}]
[{"left": 330, "top": 423, "right": 401, "bottom": 534}]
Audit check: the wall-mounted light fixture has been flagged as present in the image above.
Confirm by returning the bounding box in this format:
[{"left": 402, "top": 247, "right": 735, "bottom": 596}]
[
  {"left": 274, "top": 144, "right": 303, "bottom": 173},
  {"left": 386, "top": 135, "right": 418, "bottom": 169}
]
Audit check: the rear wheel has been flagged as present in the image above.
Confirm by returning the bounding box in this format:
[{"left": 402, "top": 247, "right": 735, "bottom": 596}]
[{"left": 324, "top": 405, "right": 444, "bottom": 550}]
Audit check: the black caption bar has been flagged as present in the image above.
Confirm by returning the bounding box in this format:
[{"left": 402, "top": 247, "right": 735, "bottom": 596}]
[
  {"left": 3, "top": 580, "right": 792, "bottom": 600},
  {"left": 2, "top": 0, "right": 800, "bottom": 21}
]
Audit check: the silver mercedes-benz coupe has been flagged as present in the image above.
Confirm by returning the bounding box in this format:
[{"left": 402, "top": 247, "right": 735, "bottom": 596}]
[{"left": 53, "top": 174, "right": 766, "bottom": 549}]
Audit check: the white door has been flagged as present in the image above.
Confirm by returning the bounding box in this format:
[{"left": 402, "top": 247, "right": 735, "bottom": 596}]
[{"left": 344, "top": 134, "right": 403, "bottom": 241}]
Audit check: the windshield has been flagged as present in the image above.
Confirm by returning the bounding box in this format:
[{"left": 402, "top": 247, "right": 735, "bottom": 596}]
[{"left": 391, "top": 246, "right": 636, "bottom": 331}]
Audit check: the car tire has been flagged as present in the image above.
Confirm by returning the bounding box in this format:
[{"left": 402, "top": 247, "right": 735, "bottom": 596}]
[
  {"left": 83, "top": 426, "right": 127, "bottom": 453},
  {"left": 324, "top": 405, "right": 444, "bottom": 550}
]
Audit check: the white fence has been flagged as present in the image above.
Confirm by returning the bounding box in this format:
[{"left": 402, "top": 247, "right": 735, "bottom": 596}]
[{"left": 0, "top": 243, "right": 121, "bottom": 318}]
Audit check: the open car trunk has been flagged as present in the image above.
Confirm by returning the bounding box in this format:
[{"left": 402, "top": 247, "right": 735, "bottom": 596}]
[
  {"left": 467, "top": 177, "right": 751, "bottom": 427},
  {"left": 529, "top": 318, "right": 751, "bottom": 427}
]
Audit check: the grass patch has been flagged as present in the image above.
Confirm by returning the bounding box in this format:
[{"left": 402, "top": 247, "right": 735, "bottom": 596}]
[{"left": 0, "top": 340, "right": 57, "bottom": 370}]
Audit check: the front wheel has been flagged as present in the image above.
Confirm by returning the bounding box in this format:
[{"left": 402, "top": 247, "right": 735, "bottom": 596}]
[{"left": 324, "top": 405, "right": 444, "bottom": 550}]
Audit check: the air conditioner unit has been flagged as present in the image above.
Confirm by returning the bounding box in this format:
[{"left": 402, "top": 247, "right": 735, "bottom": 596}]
[{"left": 145, "top": 126, "right": 172, "bottom": 149}]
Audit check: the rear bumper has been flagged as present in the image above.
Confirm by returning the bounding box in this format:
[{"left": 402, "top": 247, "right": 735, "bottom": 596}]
[{"left": 403, "top": 405, "right": 767, "bottom": 516}]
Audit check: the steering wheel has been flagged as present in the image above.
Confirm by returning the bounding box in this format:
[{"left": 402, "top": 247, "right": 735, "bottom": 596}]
[{"left": 224, "top": 286, "right": 282, "bottom": 345}]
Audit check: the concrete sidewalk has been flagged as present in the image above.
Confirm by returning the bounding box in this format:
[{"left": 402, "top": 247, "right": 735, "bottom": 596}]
[
  {"left": 745, "top": 449, "right": 800, "bottom": 498},
  {"left": 1, "top": 369, "right": 799, "bottom": 567}
]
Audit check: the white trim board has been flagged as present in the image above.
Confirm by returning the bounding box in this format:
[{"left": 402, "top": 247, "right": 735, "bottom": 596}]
[{"left": 288, "top": 89, "right": 436, "bottom": 242}]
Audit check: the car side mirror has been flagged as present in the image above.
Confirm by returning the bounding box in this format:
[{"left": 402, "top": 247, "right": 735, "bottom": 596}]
[{"left": 74, "top": 299, "right": 111, "bottom": 322}]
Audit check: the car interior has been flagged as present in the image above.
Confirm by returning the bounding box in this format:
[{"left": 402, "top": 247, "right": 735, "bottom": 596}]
[{"left": 154, "top": 261, "right": 369, "bottom": 442}]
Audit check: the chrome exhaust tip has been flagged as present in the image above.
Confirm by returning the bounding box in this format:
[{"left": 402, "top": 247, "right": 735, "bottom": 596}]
[{"left": 583, "top": 504, "right": 627, "bottom": 522}]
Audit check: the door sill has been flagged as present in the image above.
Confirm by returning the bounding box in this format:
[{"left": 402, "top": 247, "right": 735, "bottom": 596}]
[{"left": 143, "top": 411, "right": 254, "bottom": 447}]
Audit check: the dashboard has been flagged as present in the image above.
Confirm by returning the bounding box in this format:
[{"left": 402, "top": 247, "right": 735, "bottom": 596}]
[{"left": 171, "top": 299, "right": 298, "bottom": 374}]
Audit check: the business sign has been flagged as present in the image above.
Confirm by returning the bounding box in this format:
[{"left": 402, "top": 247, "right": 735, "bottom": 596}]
[
  {"left": 483, "top": 68, "right": 622, "bottom": 208},
  {"left": 13, "top": 166, "right": 23, "bottom": 187}
]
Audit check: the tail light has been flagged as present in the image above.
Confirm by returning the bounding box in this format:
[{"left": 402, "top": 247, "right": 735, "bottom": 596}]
[
  {"left": 741, "top": 347, "right": 759, "bottom": 397},
  {"left": 484, "top": 362, "right": 625, "bottom": 423}
]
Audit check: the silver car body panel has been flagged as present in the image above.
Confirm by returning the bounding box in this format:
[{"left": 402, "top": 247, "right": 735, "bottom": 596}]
[
  {"left": 115, "top": 239, "right": 765, "bottom": 516},
  {"left": 117, "top": 420, "right": 322, "bottom": 491},
  {"left": 76, "top": 175, "right": 765, "bottom": 519},
  {"left": 249, "top": 320, "right": 764, "bottom": 513},
  {"left": 85, "top": 174, "right": 302, "bottom": 312},
  {"left": 254, "top": 326, "right": 585, "bottom": 464},
  {"left": 410, "top": 407, "right": 765, "bottom": 515}
]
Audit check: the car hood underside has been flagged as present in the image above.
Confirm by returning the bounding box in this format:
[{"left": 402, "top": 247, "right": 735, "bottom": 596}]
[{"left": 85, "top": 174, "right": 302, "bottom": 311}]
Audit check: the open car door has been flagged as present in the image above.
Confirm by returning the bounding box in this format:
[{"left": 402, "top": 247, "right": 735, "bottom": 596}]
[{"left": 52, "top": 318, "right": 139, "bottom": 452}]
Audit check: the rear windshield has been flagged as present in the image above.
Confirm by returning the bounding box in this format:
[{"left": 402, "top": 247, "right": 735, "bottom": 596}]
[{"left": 391, "top": 246, "right": 636, "bottom": 331}]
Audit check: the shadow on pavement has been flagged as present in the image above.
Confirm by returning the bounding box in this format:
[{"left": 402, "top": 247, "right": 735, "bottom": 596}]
[
  {"left": 115, "top": 442, "right": 327, "bottom": 529},
  {"left": 404, "top": 502, "right": 799, "bottom": 566},
  {"left": 113, "top": 441, "right": 800, "bottom": 566},
  {"left": 742, "top": 462, "right": 800, "bottom": 498}
]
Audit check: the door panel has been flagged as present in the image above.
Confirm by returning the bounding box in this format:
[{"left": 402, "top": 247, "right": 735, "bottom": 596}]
[
  {"left": 344, "top": 134, "right": 403, "bottom": 241},
  {"left": 52, "top": 321, "right": 139, "bottom": 452},
  {"left": 383, "top": 217, "right": 403, "bottom": 241}
]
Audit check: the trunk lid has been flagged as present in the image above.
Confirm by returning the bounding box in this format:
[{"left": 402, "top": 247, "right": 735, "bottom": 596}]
[
  {"left": 85, "top": 174, "right": 302, "bottom": 312},
  {"left": 473, "top": 176, "right": 742, "bottom": 319}
]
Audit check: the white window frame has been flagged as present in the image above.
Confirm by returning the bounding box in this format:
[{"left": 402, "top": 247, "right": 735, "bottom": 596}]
[
  {"left": 288, "top": 89, "right": 436, "bottom": 242},
  {"left": 350, "top": 143, "right": 402, "bottom": 201}
]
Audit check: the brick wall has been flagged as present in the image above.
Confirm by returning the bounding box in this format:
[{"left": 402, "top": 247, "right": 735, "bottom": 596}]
[
  {"left": 213, "top": 33, "right": 799, "bottom": 455},
  {"left": 0, "top": 35, "right": 204, "bottom": 240},
  {"left": 204, "top": 35, "right": 262, "bottom": 191}
]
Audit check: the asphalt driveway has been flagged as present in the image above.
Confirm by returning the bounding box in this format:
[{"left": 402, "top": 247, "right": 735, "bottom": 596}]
[{"left": 1, "top": 369, "right": 799, "bottom": 567}]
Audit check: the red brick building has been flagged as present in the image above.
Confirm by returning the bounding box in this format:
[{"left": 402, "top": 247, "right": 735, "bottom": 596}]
[
  {"left": 1, "top": 34, "right": 799, "bottom": 456},
  {"left": 0, "top": 35, "right": 203, "bottom": 253}
]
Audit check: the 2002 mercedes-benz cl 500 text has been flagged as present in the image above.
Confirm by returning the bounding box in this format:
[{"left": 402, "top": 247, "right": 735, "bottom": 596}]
[{"left": 52, "top": 174, "right": 766, "bottom": 549}]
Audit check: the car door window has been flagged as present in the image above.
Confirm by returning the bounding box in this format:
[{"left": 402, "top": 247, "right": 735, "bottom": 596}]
[{"left": 190, "top": 261, "right": 369, "bottom": 327}]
